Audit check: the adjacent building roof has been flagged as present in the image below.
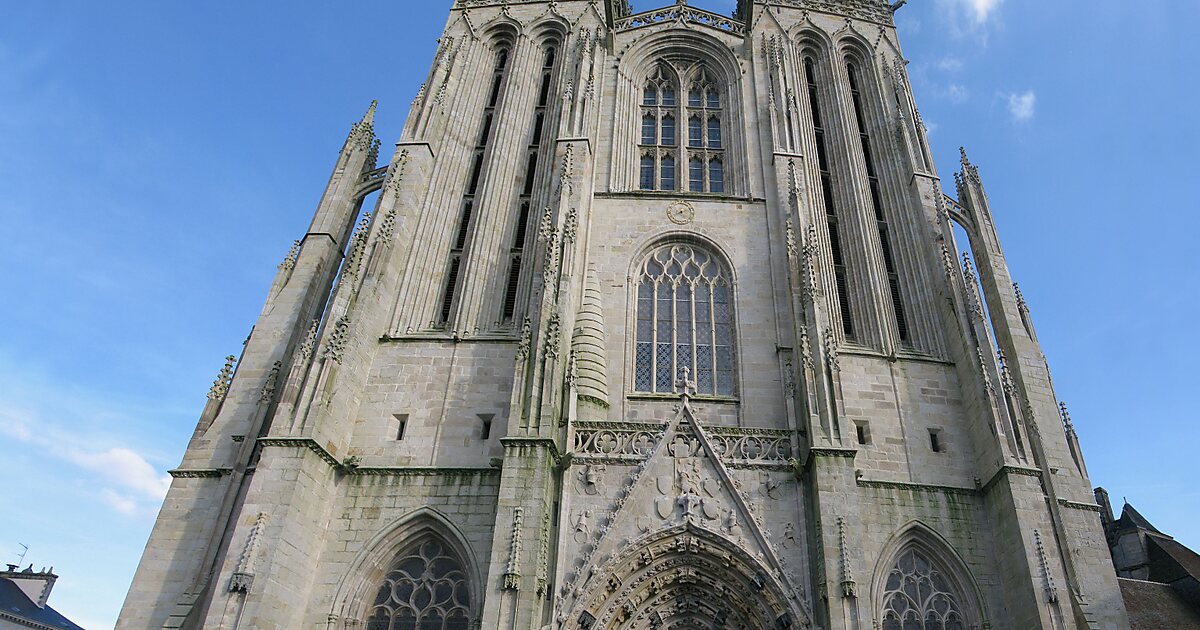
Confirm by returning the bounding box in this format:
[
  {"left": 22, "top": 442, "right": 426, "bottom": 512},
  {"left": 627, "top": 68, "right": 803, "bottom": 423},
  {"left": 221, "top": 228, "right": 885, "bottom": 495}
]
[
  {"left": 1119, "top": 578, "right": 1200, "bottom": 630},
  {"left": 0, "top": 577, "right": 84, "bottom": 630}
]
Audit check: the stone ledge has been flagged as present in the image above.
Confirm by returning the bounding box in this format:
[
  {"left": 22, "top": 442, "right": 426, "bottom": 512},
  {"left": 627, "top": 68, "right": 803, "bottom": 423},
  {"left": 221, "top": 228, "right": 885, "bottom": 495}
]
[
  {"left": 168, "top": 468, "right": 232, "bottom": 479},
  {"left": 856, "top": 478, "right": 979, "bottom": 497}
]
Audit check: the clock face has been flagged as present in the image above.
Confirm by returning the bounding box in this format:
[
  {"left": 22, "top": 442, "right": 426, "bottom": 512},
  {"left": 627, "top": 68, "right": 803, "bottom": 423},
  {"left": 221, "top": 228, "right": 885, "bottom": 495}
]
[{"left": 667, "top": 201, "right": 696, "bottom": 225}]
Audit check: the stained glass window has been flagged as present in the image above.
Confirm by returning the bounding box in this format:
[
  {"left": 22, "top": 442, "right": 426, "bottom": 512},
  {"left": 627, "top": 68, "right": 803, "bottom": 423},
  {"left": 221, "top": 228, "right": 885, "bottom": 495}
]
[
  {"left": 365, "top": 538, "right": 472, "bottom": 630},
  {"left": 880, "top": 548, "right": 967, "bottom": 630},
  {"left": 634, "top": 243, "right": 736, "bottom": 397}
]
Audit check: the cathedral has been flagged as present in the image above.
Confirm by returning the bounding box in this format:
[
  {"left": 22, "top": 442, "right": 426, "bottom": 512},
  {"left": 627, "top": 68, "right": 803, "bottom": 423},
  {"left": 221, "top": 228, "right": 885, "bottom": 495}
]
[{"left": 117, "top": 1, "right": 1133, "bottom": 628}]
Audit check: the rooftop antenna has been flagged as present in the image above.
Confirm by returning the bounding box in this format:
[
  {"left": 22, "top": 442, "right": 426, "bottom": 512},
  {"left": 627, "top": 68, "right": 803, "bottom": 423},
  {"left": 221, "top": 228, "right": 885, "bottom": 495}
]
[{"left": 16, "top": 543, "right": 29, "bottom": 566}]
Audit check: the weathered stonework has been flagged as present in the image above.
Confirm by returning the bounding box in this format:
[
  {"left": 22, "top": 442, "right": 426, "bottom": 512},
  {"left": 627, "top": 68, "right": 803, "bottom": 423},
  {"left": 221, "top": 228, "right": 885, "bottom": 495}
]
[{"left": 117, "top": 1, "right": 1130, "bottom": 629}]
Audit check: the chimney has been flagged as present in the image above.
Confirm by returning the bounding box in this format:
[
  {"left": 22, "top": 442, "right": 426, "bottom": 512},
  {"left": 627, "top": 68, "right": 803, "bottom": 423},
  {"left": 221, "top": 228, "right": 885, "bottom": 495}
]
[{"left": 0, "top": 565, "right": 58, "bottom": 608}]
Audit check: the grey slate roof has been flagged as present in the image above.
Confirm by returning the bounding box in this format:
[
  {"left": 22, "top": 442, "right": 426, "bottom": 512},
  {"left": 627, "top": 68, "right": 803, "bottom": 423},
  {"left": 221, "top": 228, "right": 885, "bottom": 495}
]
[
  {"left": 1119, "top": 578, "right": 1200, "bottom": 630},
  {"left": 0, "top": 577, "right": 84, "bottom": 630}
]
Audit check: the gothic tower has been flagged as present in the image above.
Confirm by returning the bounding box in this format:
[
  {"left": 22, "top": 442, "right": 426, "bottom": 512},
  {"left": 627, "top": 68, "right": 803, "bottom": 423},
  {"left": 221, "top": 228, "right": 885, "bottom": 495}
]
[{"left": 118, "top": 1, "right": 1130, "bottom": 628}]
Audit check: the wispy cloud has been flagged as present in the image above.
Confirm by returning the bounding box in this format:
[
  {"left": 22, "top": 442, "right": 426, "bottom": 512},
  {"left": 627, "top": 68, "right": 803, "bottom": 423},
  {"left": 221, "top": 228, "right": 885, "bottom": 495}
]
[
  {"left": 937, "top": 57, "right": 965, "bottom": 72},
  {"left": 1007, "top": 90, "right": 1037, "bottom": 121},
  {"left": 935, "top": 0, "right": 1004, "bottom": 39},
  {"left": 0, "top": 393, "right": 173, "bottom": 519},
  {"left": 969, "top": 0, "right": 1002, "bottom": 23},
  {"left": 942, "top": 84, "right": 970, "bottom": 104},
  {"left": 63, "top": 447, "right": 171, "bottom": 501}
]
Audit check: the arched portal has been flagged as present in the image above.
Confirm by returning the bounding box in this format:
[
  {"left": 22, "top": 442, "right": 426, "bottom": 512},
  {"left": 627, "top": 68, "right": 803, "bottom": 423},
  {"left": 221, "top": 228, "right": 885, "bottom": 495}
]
[{"left": 570, "top": 524, "right": 801, "bottom": 630}]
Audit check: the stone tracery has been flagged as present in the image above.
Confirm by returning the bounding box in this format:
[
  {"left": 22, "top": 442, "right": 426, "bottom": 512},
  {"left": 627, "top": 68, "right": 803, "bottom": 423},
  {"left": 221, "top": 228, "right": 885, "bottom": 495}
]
[{"left": 364, "top": 537, "right": 474, "bottom": 630}]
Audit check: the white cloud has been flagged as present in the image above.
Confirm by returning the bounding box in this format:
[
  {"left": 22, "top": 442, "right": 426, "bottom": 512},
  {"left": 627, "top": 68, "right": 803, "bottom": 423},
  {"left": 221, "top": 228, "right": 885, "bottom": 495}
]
[
  {"left": 943, "top": 84, "right": 970, "bottom": 104},
  {"left": 969, "top": 0, "right": 1002, "bottom": 23},
  {"left": 64, "top": 447, "right": 172, "bottom": 500},
  {"left": 0, "top": 402, "right": 172, "bottom": 512},
  {"left": 1007, "top": 90, "right": 1037, "bottom": 121},
  {"left": 100, "top": 489, "right": 140, "bottom": 516},
  {"left": 937, "top": 57, "right": 965, "bottom": 72},
  {"left": 935, "top": 0, "right": 1003, "bottom": 39}
]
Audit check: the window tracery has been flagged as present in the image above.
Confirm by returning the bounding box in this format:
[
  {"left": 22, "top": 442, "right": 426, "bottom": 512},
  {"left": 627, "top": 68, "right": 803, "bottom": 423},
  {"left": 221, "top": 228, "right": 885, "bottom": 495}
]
[
  {"left": 365, "top": 537, "right": 473, "bottom": 630},
  {"left": 880, "top": 548, "right": 968, "bottom": 630},
  {"left": 639, "top": 65, "right": 725, "bottom": 194},
  {"left": 633, "top": 243, "right": 736, "bottom": 397}
]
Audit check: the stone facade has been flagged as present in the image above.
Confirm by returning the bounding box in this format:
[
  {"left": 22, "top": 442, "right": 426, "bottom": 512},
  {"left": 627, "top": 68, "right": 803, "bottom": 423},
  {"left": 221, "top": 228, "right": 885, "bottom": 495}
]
[{"left": 117, "top": 1, "right": 1131, "bottom": 628}]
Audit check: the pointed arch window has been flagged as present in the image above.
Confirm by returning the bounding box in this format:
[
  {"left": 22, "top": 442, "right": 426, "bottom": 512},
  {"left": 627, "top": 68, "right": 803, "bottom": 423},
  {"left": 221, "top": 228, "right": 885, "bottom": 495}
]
[
  {"left": 634, "top": 243, "right": 736, "bottom": 397},
  {"left": 880, "top": 548, "right": 968, "bottom": 630},
  {"left": 365, "top": 537, "right": 473, "bottom": 630},
  {"left": 639, "top": 65, "right": 725, "bottom": 193}
]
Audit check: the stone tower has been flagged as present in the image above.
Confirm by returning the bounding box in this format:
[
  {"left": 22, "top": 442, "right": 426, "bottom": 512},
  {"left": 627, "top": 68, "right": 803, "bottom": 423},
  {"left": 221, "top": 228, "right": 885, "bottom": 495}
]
[{"left": 118, "top": 1, "right": 1130, "bottom": 628}]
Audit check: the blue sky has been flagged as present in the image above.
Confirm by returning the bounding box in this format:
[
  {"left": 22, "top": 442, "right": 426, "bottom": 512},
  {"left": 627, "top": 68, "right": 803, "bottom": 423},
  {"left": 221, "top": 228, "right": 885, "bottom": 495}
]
[{"left": 0, "top": 1, "right": 1196, "bottom": 627}]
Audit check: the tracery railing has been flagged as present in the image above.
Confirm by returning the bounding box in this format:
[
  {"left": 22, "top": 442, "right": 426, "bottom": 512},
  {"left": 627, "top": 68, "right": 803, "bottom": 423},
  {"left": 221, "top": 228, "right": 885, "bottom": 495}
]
[{"left": 614, "top": 6, "right": 745, "bottom": 35}]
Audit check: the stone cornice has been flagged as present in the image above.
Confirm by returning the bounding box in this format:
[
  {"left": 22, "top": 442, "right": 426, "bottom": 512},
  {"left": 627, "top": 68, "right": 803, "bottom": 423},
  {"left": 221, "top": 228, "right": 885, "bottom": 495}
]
[
  {"left": 1058, "top": 498, "right": 1103, "bottom": 513},
  {"left": 809, "top": 447, "right": 858, "bottom": 459},
  {"left": 981, "top": 464, "right": 1044, "bottom": 494},
  {"left": 856, "top": 478, "right": 978, "bottom": 497},
  {"left": 347, "top": 467, "right": 501, "bottom": 478},
  {"left": 168, "top": 468, "right": 232, "bottom": 479},
  {"left": 258, "top": 437, "right": 342, "bottom": 469}
]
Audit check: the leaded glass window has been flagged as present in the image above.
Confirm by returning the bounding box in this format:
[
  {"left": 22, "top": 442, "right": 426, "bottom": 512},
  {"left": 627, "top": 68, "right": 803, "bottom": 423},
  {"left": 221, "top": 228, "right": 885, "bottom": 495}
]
[
  {"left": 634, "top": 243, "right": 736, "bottom": 397},
  {"left": 684, "top": 68, "right": 725, "bottom": 193},
  {"left": 365, "top": 538, "right": 472, "bottom": 630},
  {"left": 880, "top": 548, "right": 967, "bottom": 630},
  {"left": 638, "top": 64, "right": 726, "bottom": 193},
  {"left": 639, "top": 66, "right": 678, "bottom": 191}
]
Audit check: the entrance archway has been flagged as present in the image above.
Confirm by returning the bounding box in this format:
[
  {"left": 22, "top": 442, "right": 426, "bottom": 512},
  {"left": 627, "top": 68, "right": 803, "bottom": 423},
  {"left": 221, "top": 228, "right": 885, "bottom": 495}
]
[{"left": 568, "top": 524, "right": 802, "bottom": 629}]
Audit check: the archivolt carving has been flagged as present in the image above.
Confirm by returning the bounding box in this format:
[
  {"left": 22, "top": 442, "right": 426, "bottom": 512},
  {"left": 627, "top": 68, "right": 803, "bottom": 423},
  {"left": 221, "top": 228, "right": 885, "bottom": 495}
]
[{"left": 561, "top": 523, "right": 804, "bottom": 630}]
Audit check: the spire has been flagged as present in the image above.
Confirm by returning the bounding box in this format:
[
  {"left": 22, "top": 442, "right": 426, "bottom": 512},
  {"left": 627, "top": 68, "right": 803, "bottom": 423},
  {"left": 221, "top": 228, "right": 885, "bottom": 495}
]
[
  {"left": 347, "top": 100, "right": 378, "bottom": 152},
  {"left": 362, "top": 100, "right": 378, "bottom": 126}
]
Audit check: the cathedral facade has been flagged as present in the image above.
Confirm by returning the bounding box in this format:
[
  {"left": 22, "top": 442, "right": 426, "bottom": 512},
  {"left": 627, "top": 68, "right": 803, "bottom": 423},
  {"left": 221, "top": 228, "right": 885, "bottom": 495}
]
[{"left": 117, "top": 1, "right": 1131, "bottom": 628}]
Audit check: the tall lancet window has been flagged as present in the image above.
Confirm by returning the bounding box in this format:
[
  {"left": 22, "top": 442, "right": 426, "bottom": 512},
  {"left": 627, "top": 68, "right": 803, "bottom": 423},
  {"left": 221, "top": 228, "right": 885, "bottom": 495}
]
[
  {"left": 880, "top": 548, "right": 968, "bottom": 630},
  {"left": 500, "top": 44, "right": 558, "bottom": 324},
  {"left": 440, "top": 46, "right": 510, "bottom": 326},
  {"left": 365, "top": 537, "right": 473, "bottom": 630},
  {"left": 847, "top": 61, "right": 910, "bottom": 344},
  {"left": 634, "top": 243, "right": 736, "bottom": 397},
  {"left": 804, "top": 55, "right": 857, "bottom": 340},
  {"left": 686, "top": 68, "right": 724, "bottom": 193},
  {"left": 640, "top": 66, "right": 678, "bottom": 191}
]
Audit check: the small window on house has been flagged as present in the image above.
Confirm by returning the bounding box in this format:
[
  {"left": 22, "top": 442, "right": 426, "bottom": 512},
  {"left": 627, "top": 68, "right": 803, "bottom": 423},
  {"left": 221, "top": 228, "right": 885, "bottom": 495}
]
[
  {"left": 394, "top": 414, "right": 409, "bottom": 440},
  {"left": 929, "top": 428, "right": 943, "bottom": 453},
  {"left": 479, "top": 413, "right": 494, "bottom": 440}
]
